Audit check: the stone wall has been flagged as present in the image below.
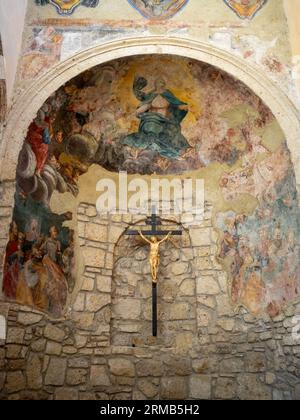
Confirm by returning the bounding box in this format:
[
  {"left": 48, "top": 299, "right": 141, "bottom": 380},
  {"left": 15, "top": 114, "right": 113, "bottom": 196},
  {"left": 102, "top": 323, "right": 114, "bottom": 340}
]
[
  {"left": 0, "top": 202, "right": 300, "bottom": 400},
  {"left": 112, "top": 224, "right": 197, "bottom": 348}
]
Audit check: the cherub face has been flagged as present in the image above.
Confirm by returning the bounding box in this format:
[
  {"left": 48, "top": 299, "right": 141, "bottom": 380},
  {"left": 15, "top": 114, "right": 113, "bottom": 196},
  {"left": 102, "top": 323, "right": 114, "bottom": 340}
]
[
  {"left": 56, "top": 131, "right": 64, "bottom": 144},
  {"left": 50, "top": 226, "right": 59, "bottom": 239}
]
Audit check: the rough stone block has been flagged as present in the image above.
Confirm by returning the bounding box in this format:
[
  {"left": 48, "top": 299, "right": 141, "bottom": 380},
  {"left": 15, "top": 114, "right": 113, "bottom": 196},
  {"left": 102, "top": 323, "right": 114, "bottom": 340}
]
[
  {"left": 6, "top": 328, "right": 25, "bottom": 344},
  {"left": 161, "top": 377, "right": 188, "bottom": 400},
  {"left": 114, "top": 299, "right": 141, "bottom": 320},
  {"left": 45, "top": 357, "right": 67, "bottom": 386},
  {"left": 163, "top": 357, "right": 192, "bottom": 376},
  {"left": 189, "top": 375, "right": 211, "bottom": 400},
  {"left": 137, "top": 379, "right": 158, "bottom": 399},
  {"left": 31, "top": 339, "right": 46, "bottom": 352},
  {"left": 179, "top": 279, "right": 195, "bottom": 296},
  {"left": 245, "top": 353, "right": 266, "bottom": 373},
  {"left": 237, "top": 374, "right": 272, "bottom": 400},
  {"left": 17, "top": 313, "right": 43, "bottom": 326},
  {"left": 85, "top": 293, "right": 111, "bottom": 312},
  {"left": 220, "top": 357, "right": 244, "bottom": 373},
  {"left": 169, "top": 303, "right": 191, "bottom": 320},
  {"left": 197, "top": 276, "right": 220, "bottom": 295},
  {"left": 171, "top": 262, "right": 189, "bottom": 276},
  {"left": 218, "top": 318, "right": 235, "bottom": 332},
  {"left": 85, "top": 223, "right": 107, "bottom": 242},
  {"left": 96, "top": 276, "right": 112, "bottom": 293},
  {"left": 82, "top": 247, "right": 106, "bottom": 268},
  {"left": 136, "top": 360, "right": 163, "bottom": 377},
  {"left": 90, "top": 365, "right": 110, "bottom": 386},
  {"left": 175, "top": 332, "right": 194, "bottom": 354},
  {"left": 108, "top": 358, "right": 135, "bottom": 377},
  {"left": 45, "top": 341, "right": 62, "bottom": 356},
  {"left": 73, "top": 293, "right": 85, "bottom": 312},
  {"left": 81, "top": 277, "right": 95, "bottom": 291},
  {"left": 66, "top": 368, "right": 88, "bottom": 385},
  {"left": 73, "top": 312, "right": 95, "bottom": 329},
  {"left": 216, "top": 295, "right": 234, "bottom": 316},
  {"left": 197, "top": 308, "right": 211, "bottom": 327},
  {"left": 108, "top": 225, "right": 124, "bottom": 244},
  {"left": 26, "top": 354, "right": 42, "bottom": 390},
  {"left": 44, "top": 324, "right": 65, "bottom": 342},
  {"left": 215, "top": 377, "right": 236, "bottom": 400},
  {"left": 5, "top": 371, "right": 26, "bottom": 393},
  {"left": 55, "top": 388, "right": 79, "bottom": 400},
  {"left": 190, "top": 228, "right": 211, "bottom": 247}
]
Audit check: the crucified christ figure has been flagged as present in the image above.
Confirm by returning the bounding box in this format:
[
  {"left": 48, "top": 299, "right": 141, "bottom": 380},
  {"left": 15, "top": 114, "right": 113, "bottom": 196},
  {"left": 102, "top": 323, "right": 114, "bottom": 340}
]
[{"left": 138, "top": 230, "right": 172, "bottom": 283}]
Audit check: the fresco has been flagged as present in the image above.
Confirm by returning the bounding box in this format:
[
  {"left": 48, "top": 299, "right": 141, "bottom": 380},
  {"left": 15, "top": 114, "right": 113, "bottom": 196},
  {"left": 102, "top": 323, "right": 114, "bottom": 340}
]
[
  {"left": 223, "top": 0, "right": 268, "bottom": 19},
  {"left": 127, "top": 0, "right": 189, "bottom": 19},
  {"left": 3, "top": 193, "right": 75, "bottom": 318},
  {"left": 121, "top": 76, "right": 190, "bottom": 159},
  {"left": 35, "top": 0, "right": 100, "bottom": 15},
  {"left": 4, "top": 55, "right": 300, "bottom": 317},
  {"left": 20, "top": 27, "right": 63, "bottom": 80}
]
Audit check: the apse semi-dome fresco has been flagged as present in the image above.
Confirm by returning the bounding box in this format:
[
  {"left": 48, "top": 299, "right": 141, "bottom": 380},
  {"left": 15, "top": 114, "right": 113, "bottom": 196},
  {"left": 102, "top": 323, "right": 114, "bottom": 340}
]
[{"left": 4, "top": 55, "right": 300, "bottom": 318}]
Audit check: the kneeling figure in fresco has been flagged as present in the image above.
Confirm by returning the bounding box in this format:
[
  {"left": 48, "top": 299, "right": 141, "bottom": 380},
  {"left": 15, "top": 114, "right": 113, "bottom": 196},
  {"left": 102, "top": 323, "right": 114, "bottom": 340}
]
[{"left": 4, "top": 222, "right": 69, "bottom": 318}]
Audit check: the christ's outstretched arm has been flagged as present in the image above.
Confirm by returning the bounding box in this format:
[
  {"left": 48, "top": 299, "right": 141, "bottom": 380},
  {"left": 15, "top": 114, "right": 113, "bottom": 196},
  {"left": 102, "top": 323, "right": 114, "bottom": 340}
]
[
  {"left": 138, "top": 230, "right": 151, "bottom": 245},
  {"left": 158, "top": 232, "right": 172, "bottom": 245}
]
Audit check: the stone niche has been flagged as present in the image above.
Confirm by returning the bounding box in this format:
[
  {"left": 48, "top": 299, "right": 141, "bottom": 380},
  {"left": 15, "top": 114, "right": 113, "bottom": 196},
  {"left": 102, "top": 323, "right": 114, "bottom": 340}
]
[
  {"left": 111, "top": 221, "right": 196, "bottom": 349},
  {"left": 2, "top": 52, "right": 300, "bottom": 400}
]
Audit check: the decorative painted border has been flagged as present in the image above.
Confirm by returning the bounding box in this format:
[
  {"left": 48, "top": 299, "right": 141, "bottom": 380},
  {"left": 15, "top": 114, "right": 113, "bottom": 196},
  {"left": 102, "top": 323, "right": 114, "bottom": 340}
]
[
  {"left": 127, "top": 0, "right": 190, "bottom": 20},
  {"left": 223, "top": 0, "right": 268, "bottom": 20},
  {"left": 35, "top": 0, "right": 100, "bottom": 16}
]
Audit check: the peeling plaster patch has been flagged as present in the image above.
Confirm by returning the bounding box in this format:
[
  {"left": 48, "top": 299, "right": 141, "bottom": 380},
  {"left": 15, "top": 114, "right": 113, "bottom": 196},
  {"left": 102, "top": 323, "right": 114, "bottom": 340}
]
[
  {"left": 210, "top": 32, "right": 278, "bottom": 67},
  {"left": 231, "top": 35, "right": 278, "bottom": 64},
  {"left": 0, "top": 315, "right": 6, "bottom": 340},
  {"left": 209, "top": 32, "right": 292, "bottom": 100},
  {"left": 61, "top": 32, "right": 83, "bottom": 61},
  {"left": 22, "top": 26, "right": 153, "bottom": 79},
  {"left": 210, "top": 32, "right": 233, "bottom": 51},
  {"left": 167, "top": 27, "right": 190, "bottom": 36}
]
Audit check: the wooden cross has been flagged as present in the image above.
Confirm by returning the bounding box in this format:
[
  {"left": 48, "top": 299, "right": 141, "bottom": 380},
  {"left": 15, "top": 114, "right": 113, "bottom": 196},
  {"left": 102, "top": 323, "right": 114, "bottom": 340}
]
[{"left": 126, "top": 207, "right": 183, "bottom": 337}]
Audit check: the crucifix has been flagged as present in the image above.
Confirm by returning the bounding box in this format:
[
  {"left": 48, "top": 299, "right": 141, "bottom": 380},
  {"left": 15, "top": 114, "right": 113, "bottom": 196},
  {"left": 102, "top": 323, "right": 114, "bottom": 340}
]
[{"left": 126, "top": 207, "right": 183, "bottom": 337}]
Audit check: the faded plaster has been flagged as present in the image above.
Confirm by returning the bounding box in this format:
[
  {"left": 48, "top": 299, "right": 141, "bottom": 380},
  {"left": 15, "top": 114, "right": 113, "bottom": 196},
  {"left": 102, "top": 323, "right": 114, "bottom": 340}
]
[
  {"left": 0, "top": 0, "right": 27, "bottom": 104},
  {"left": 284, "top": 0, "right": 300, "bottom": 99}
]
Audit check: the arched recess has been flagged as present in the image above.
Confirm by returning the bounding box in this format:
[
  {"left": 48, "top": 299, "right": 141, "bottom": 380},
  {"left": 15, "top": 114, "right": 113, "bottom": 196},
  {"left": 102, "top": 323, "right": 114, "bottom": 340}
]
[{"left": 1, "top": 35, "right": 300, "bottom": 188}]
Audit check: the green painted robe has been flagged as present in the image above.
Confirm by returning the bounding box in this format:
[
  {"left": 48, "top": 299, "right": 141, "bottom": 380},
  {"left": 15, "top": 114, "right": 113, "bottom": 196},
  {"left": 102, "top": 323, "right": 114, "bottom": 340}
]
[{"left": 121, "top": 80, "right": 190, "bottom": 159}]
